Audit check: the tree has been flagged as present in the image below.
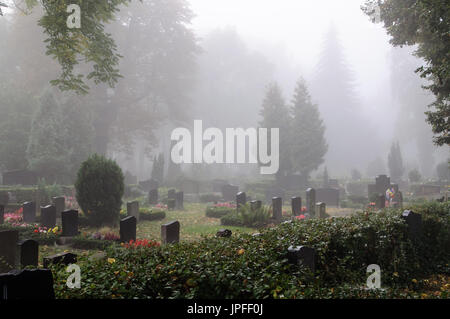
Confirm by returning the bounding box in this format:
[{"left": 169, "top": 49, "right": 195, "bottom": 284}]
[
  {"left": 26, "top": 90, "right": 69, "bottom": 183},
  {"left": 408, "top": 168, "right": 422, "bottom": 183},
  {"left": 290, "top": 79, "right": 328, "bottom": 180},
  {"left": 151, "top": 153, "right": 165, "bottom": 184},
  {"left": 259, "top": 83, "right": 291, "bottom": 182},
  {"left": 387, "top": 141, "right": 405, "bottom": 181},
  {"left": 436, "top": 161, "right": 449, "bottom": 181},
  {"left": 363, "top": 0, "right": 450, "bottom": 146}
]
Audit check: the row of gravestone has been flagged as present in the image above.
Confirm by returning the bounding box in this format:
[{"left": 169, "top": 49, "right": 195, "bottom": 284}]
[
  {"left": 368, "top": 175, "right": 403, "bottom": 208},
  {"left": 0, "top": 210, "right": 423, "bottom": 299},
  {"left": 233, "top": 188, "right": 327, "bottom": 221},
  {"left": 148, "top": 188, "right": 184, "bottom": 210}
]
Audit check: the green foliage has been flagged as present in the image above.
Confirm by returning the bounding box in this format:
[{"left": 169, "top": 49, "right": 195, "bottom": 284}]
[
  {"left": 387, "top": 141, "right": 404, "bottom": 181},
  {"left": 151, "top": 153, "right": 164, "bottom": 184},
  {"left": 139, "top": 208, "right": 166, "bottom": 221},
  {"left": 436, "top": 160, "right": 449, "bottom": 181},
  {"left": 290, "top": 79, "right": 328, "bottom": 179},
  {"left": 221, "top": 203, "right": 271, "bottom": 228},
  {"left": 408, "top": 169, "right": 422, "bottom": 183},
  {"left": 205, "top": 206, "right": 234, "bottom": 218},
  {"left": 75, "top": 154, "right": 124, "bottom": 227},
  {"left": 50, "top": 202, "right": 449, "bottom": 298},
  {"left": 363, "top": 0, "right": 450, "bottom": 146},
  {"left": 199, "top": 193, "right": 222, "bottom": 203}
]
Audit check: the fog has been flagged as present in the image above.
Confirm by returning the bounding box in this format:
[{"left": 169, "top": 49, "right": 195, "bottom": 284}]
[{"left": 0, "top": 0, "right": 448, "bottom": 185}]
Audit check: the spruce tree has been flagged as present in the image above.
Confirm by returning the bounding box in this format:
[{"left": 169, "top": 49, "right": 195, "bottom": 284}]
[
  {"left": 290, "top": 79, "right": 328, "bottom": 181},
  {"left": 387, "top": 141, "right": 404, "bottom": 182}
]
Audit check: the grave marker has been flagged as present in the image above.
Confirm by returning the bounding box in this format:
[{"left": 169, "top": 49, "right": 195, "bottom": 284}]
[
  {"left": 316, "top": 202, "right": 326, "bottom": 219},
  {"left": 0, "top": 204, "right": 4, "bottom": 224},
  {"left": 127, "top": 201, "right": 139, "bottom": 222},
  {"left": 0, "top": 230, "right": 19, "bottom": 273},
  {"left": 23, "top": 201, "right": 36, "bottom": 223},
  {"left": 41, "top": 205, "right": 56, "bottom": 229},
  {"left": 17, "top": 239, "right": 39, "bottom": 268},
  {"left": 272, "top": 197, "right": 282, "bottom": 223},
  {"left": 43, "top": 252, "right": 77, "bottom": 268},
  {"left": 236, "top": 192, "right": 246, "bottom": 209},
  {"left": 52, "top": 196, "right": 65, "bottom": 219},
  {"left": 401, "top": 210, "right": 422, "bottom": 240},
  {"left": 306, "top": 188, "right": 316, "bottom": 217},
  {"left": 61, "top": 210, "right": 79, "bottom": 237},
  {"left": 0, "top": 269, "right": 55, "bottom": 299},
  {"left": 161, "top": 220, "right": 180, "bottom": 244},
  {"left": 291, "top": 197, "right": 302, "bottom": 216},
  {"left": 120, "top": 216, "right": 136, "bottom": 243},
  {"left": 148, "top": 188, "right": 158, "bottom": 205},
  {"left": 287, "top": 245, "right": 316, "bottom": 272},
  {"left": 175, "top": 191, "right": 184, "bottom": 210}
]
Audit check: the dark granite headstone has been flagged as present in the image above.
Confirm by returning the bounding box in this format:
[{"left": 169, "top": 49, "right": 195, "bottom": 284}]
[
  {"left": 306, "top": 188, "right": 316, "bottom": 217},
  {"left": 52, "top": 196, "right": 65, "bottom": 219},
  {"left": 250, "top": 200, "right": 262, "bottom": 211},
  {"left": 41, "top": 205, "right": 56, "bottom": 229},
  {"left": 175, "top": 191, "right": 184, "bottom": 210},
  {"left": 236, "top": 192, "right": 246, "bottom": 209},
  {"left": 120, "top": 216, "right": 136, "bottom": 243},
  {"left": 23, "top": 201, "right": 36, "bottom": 224},
  {"left": 0, "top": 269, "right": 55, "bottom": 299},
  {"left": 61, "top": 209, "right": 79, "bottom": 237},
  {"left": 43, "top": 252, "right": 77, "bottom": 268},
  {"left": 127, "top": 201, "right": 139, "bottom": 222},
  {"left": 287, "top": 245, "right": 316, "bottom": 272},
  {"left": 222, "top": 184, "right": 239, "bottom": 202},
  {"left": 216, "top": 229, "right": 232, "bottom": 238},
  {"left": 401, "top": 210, "right": 422, "bottom": 240},
  {"left": 376, "top": 194, "right": 385, "bottom": 209},
  {"left": 316, "top": 202, "right": 326, "bottom": 219},
  {"left": 148, "top": 188, "right": 158, "bottom": 205},
  {"left": 0, "top": 230, "right": 19, "bottom": 273},
  {"left": 0, "top": 204, "right": 4, "bottom": 224},
  {"left": 375, "top": 175, "right": 391, "bottom": 194},
  {"left": 161, "top": 220, "right": 180, "bottom": 244},
  {"left": 17, "top": 239, "right": 39, "bottom": 268},
  {"left": 272, "top": 197, "right": 282, "bottom": 223},
  {"left": 168, "top": 189, "right": 176, "bottom": 199},
  {"left": 167, "top": 199, "right": 176, "bottom": 210},
  {"left": 291, "top": 197, "right": 302, "bottom": 216}
]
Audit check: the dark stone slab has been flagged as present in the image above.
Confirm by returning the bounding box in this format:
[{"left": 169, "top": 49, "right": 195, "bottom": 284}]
[
  {"left": 316, "top": 188, "right": 339, "bottom": 207},
  {"left": 61, "top": 210, "right": 79, "bottom": 237},
  {"left": 17, "top": 239, "right": 39, "bottom": 268},
  {"left": 0, "top": 230, "right": 19, "bottom": 273},
  {"left": 148, "top": 188, "right": 158, "bottom": 205},
  {"left": 161, "top": 220, "right": 180, "bottom": 244},
  {"left": 236, "top": 192, "right": 246, "bottom": 209},
  {"left": 23, "top": 201, "right": 36, "bottom": 224},
  {"left": 216, "top": 229, "right": 232, "bottom": 238},
  {"left": 287, "top": 245, "right": 316, "bottom": 272},
  {"left": 120, "top": 216, "right": 136, "bottom": 243},
  {"left": 0, "top": 204, "right": 4, "bottom": 224},
  {"left": 0, "top": 269, "right": 55, "bottom": 299},
  {"left": 316, "top": 202, "right": 326, "bottom": 219},
  {"left": 401, "top": 210, "right": 422, "bottom": 240},
  {"left": 376, "top": 194, "right": 385, "bottom": 209},
  {"left": 52, "top": 196, "right": 65, "bottom": 218},
  {"left": 43, "top": 252, "right": 77, "bottom": 268},
  {"left": 167, "top": 198, "right": 176, "bottom": 210},
  {"left": 291, "top": 197, "right": 302, "bottom": 216},
  {"left": 168, "top": 189, "right": 176, "bottom": 199},
  {"left": 175, "top": 191, "right": 184, "bottom": 210},
  {"left": 272, "top": 197, "right": 282, "bottom": 223},
  {"left": 41, "top": 205, "right": 56, "bottom": 229},
  {"left": 306, "top": 188, "right": 316, "bottom": 217},
  {"left": 127, "top": 201, "right": 139, "bottom": 222},
  {"left": 250, "top": 200, "right": 262, "bottom": 211}
]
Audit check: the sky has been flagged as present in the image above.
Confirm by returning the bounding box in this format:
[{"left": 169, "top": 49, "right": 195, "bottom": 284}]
[{"left": 189, "top": 0, "right": 393, "bottom": 116}]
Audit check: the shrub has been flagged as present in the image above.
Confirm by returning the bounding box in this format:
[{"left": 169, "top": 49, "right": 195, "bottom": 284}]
[
  {"left": 205, "top": 203, "right": 235, "bottom": 218},
  {"left": 221, "top": 203, "right": 271, "bottom": 228},
  {"left": 75, "top": 154, "right": 124, "bottom": 227},
  {"left": 199, "top": 193, "right": 222, "bottom": 203},
  {"left": 139, "top": 208, "right": 166, "bottom": 221}
]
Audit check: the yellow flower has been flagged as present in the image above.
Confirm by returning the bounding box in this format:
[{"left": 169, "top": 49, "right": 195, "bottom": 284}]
[
  {"left": 237, "top": 249, "right": 245, "bottom": 255},
  {"left": 393, "top": 272, "right": 399, "bottom": 277},
  {"left": 421, "top": 293, "right": 428, "bottom": 299},
  {"left": 412, "top": 279, "right": 418, "bottom": 284},
  {"left": 107, "top": 258, "right": 116, "bottom": 264}
]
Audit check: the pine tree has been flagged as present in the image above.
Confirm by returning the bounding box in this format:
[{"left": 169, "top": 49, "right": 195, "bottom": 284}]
[
  {"left": 151, "top": 153, "right": 165, "bottom": 184},
  {"left": 259, "top": 82, "right": 291, "bottom": 181},
  {"left": 290, "top": 79, "right": 328, "bottom": 181},
  {"left": 387, "top": 141, "right": 404, "bottom": 182}
]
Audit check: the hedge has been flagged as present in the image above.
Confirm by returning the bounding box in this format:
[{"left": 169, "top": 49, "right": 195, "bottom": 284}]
[
  {"left": 49, "top": 202, "right": 449, "bottom": 299},
  {"left": 205, "top": 206, "right": 234, "bottom": 218},
  {"left": 140, "top": 209, "right": 166, "bottom": 221}
]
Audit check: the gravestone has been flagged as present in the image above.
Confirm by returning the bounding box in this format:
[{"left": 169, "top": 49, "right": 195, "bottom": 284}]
[
  {"left": 287, "top": 245, "right": 316, "bottom": 272},
  {"left": 316, "top": 188, "right": 339, "bottom": 207},
  {"left": 167, "top": 198, "right": 176, "bottom": 210},
  {"left": 272, "top": 197, "right": 282, "bottom": 223},
  {"left": 401, "top": 210, "right": 422, "bottom": 240},
  {"left": 250, "top": 200, "right": 262, "bottom": 211},
  {"left": 127, "top": 201, "right": 139, "bottom": 222},
  {"left": 168, "top": 189, "right": 176, "bottom": 200},
  {"left": 161, "top": 220, "right": 180, "bottom": 244},
  {"left": 148, "top": 188, "right": 158, "bottom": 205},
  {"left": 0, "top": 230, "right": 19, "bottom": 273},
  {"left": 0, "top": 204, "right": 4, "bottom": 224},
  {"left": 61, "top": 210, "right": 79, "bottom": 237},
  {"left": 291, "top": 197, "right": 302, "bottom": 216},
  {"left": 41, "top": 205, "right": 56, "bottom": 229},
  {"left": 236, "top": 192, "right": 246, "bottom": 209},
  {"left": 52, "top": 197, "right": 65, "bottom": 219},
  {"left": 306, "top": 188, "right": 316, "bottom": 217},
  {"left": 375, "top": 175, "right": 391, "bottom": 193},
  {"left": 367, "top": 184, "right": 377, "bottom": 197},
  {"left": 23, "top": 201, "right": 36, "bottom": 224},
  {"left": 216, "top": 229, "right": 232, "bottom": 238},
  {"left": 0, "top": 191, "right": 8, "bottom": 207},
  {"left": 17, "top": 239, "right": 38, "bottom": 268},
  {"left": 120, "top": 216, "right": 136, "bottom": 243},
  {"left": 376, "top": 194, "right": 385, "bottom": 209},
  {"left": 175, "top": 191, "right": 184, "bottom": 210},
  {"left": 222, "top": 184, "right": 239, "bottom": 202},
  {"left": 315, "top": 202, "right": 326, "bottom": 219},
  {"left": 0, "top": 269, "right": 55, "bottom": 299},
  {"left": 43, "top": 252, "right": 77, "bottom": 268}
]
